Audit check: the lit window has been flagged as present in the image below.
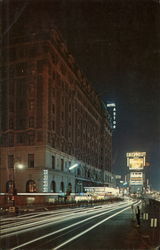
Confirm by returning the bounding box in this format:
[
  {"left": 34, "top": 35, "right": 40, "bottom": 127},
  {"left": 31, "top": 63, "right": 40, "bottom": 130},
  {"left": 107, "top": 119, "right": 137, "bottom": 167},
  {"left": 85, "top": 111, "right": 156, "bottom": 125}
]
[{"left": 26, "top": 180, "right": 36, "bottom": 192}]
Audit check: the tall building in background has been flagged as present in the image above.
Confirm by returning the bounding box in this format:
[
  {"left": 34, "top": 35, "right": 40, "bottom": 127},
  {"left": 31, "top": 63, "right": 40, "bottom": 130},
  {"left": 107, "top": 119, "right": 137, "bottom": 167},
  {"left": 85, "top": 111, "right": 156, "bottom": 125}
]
[
  {"left": 0, "top": 9, "right": 112, "bottom": 194},
  {"left": 106, "top": 103, "right": 116, "bottom": 130}
]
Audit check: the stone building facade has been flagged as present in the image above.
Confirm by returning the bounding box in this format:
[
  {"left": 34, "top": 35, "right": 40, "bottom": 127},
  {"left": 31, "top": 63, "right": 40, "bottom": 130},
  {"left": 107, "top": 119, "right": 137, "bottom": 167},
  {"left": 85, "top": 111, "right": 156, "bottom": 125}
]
[{"left": 0, "top": 17, "right": 112, "bottom": 194}]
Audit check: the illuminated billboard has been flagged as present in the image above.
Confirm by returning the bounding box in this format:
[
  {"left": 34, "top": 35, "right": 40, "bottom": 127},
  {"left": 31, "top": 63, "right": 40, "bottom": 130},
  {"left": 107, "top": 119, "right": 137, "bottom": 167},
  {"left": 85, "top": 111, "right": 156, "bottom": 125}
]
[
  {"left": 126, "top": 152, "right": 146, "bottom": 170},
  {"left": 129, "top": 158, "right": 144, "bottom": 169},
  {"left": 130, "top": 172, "right": 143, "bottom": 185}
]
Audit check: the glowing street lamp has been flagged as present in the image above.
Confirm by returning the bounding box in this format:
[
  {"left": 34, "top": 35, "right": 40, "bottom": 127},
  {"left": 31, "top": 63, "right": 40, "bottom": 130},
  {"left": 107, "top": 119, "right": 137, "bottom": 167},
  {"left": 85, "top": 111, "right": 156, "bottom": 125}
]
[
  {"left": 12, "top": 162, "right": 24, "bottom": 207},
  {"left": 69, "top": 163, "right": 78, "bottom": 170}
]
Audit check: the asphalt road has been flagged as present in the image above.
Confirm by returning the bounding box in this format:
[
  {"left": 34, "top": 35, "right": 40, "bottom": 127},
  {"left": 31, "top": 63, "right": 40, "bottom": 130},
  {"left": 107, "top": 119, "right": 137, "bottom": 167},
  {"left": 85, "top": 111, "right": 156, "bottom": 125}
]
[{"left": 0, "top": 199, "right": 145, "bottom": 250}]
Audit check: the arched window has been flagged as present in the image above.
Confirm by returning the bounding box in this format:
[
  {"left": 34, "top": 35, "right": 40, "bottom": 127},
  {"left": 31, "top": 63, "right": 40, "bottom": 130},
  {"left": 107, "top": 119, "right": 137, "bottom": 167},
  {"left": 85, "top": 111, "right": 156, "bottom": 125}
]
[
  {"left": 88, "top": 170, "right": 90, "bottom": 178},
  {"left": 60, "top": 182, "right": 64, "bottom": 192},
  {"left": 26, "top": 180, "right": 36, "bottom": 193},
  {"left": 77, "top": 168, "right": 81, "bottom": 176},
  {"left": 6, "top": 180, "right": 14, "bottom": 193},
  {"left": 68, "top": 183, "right": 72, "bottom": 192},
  {"left": 51, "top": 181, "right": 56, "bottom": 193}
]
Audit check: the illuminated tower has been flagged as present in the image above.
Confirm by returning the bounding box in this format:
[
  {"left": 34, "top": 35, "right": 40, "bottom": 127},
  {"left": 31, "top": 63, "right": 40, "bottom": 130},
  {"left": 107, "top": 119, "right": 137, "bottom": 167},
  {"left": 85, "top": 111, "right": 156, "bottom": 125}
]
[{"left": 106, "top": 103, "right": 116, "bottom": 130}]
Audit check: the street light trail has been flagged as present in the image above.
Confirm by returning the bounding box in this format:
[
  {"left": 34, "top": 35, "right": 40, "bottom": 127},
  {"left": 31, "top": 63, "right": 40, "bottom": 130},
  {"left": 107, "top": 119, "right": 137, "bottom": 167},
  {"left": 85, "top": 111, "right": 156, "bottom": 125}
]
[
  {"left": 1, "top": 203, "right": 128, "bottom": 237},
  {"left": 53, "top": 205, "right": 131, "bottom": 250},
  {"left": 0, "top": 201, "right": 127, "bottom": 231},
  {"left": 9, "top": 202, "right": 133, "bottom": 250}
]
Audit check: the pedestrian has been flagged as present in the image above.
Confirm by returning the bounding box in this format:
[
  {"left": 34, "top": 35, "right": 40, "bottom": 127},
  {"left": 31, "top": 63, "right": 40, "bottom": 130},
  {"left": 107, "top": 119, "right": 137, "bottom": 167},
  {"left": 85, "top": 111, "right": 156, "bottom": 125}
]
[
  {"left": 131, "top": 204, "right": 134, "bottom": 220},
  {"left": 135, "top": 205, "right": 141, "bottom": 226}
]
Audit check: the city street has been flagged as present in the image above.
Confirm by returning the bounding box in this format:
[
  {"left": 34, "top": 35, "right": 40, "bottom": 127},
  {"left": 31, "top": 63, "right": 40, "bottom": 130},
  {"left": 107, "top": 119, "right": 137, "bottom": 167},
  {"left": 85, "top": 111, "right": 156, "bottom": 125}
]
[
  {"left": 1, "top": 1, "right": 160, "bottom": 249},
  {"left": 1, "top": 199, "right": 153, "bottom": 250}
]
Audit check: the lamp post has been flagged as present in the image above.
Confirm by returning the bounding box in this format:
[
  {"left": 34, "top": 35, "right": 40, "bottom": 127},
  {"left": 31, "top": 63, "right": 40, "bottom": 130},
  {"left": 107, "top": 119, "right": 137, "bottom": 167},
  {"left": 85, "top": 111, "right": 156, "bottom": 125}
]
[
  {"left": 12, "top": 162, "right": 24, "bottom": 208},
  {"left": 69, "top": 163, "right": 79, "bottom": 193},
  {"left": 69, "top": 163, "right": 78, "bottom": 170}
]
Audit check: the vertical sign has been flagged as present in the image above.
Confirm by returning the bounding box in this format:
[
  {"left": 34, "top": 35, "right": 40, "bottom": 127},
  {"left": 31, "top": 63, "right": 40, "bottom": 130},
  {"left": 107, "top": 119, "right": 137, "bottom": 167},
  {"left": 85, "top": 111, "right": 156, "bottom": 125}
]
[{"left": 43, "top": 170, "right": 48, "bottom": 192}]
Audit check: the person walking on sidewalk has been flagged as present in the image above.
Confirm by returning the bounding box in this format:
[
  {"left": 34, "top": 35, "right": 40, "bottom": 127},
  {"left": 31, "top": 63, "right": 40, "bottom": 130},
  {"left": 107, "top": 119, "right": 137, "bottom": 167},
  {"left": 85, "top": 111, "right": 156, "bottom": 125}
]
[{"left": 135, "top": 205, "right": 141, "bottom": 227}]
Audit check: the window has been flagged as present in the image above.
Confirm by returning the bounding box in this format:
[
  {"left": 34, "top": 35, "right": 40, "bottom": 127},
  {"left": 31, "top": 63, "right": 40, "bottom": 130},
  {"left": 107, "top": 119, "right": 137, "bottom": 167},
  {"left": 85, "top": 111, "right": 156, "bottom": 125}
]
[
  {"left": 61, "top": 128, "right": 64, "bottom": 136},
  {"left": 52, "top": 156, "right": 55, "bottom": 169},
  {"left": 61, "top": 112, "right": 64, "bottom": 120},
  {"left": 8, "top": 155, "right": 14, "bottom": 168},
  {"left": 16, "top": 62, "right": 27, "bottom": 76},
  {"left": 51, "top": 181, "right": 56, "bottom": 193},
  {"left": 52, "top": 121, "right": 55, "bottom": 130},
  {"left": 9, "top": 48, "right": 16, "bottom": 61},
  {"left": 28, "top": 134, "right": 35, "bottom": 145},
  {"left": 29, "top": 117, "right": 34, "bottom": 128},
  {"left": 9, "top": 102, "right": 14, "bottom": 112},
  {"left": 77, "top": 168, "right": 81, "bottom": 176},
  {"left": 9, "top": 119, "right": 14, "bottom": 129},
  {"left": 51, "top": 52, "right": 58, "bottom": 65},
  {"left": 37, "top": 131, "right": 43, "bottom": 142},
  {"left": 17, "top": 133, "right": 25, "bottom": 144},
  {"left": 28, "top": 154, "right": 34, "bottom": 168},
  {"left": 6, "top": 180, "right": 14, "bottom": 193},
  {"left": 68, "top": 161, "right": 71, "bottom": 168},
  {"left": 69, "top": 104, "right": 71, "bottom": 112},
  {"left": 62, "top": 96, "right": 65, "bottom": 105},
  {"left": 37, "top": 59, "right": 47, "bottom": 73},
  {"left": 52, "top": 104, "right": 55, "bottom": 113},
  {"left": 60, "top": 182, "right": 64, "bottom": 192},
  {"left": 8, "top": 134, "right": 14, "bottom": 146},
  {"left": 29, "top": 100, "right": 34, "bottom": 111},
  {"left": 61, "top": 159, "right": 64, "bottom": 171},
  {"left": 87, "top": 170, "right": 90, "bottom": 178},
  {"left": 26, "top": 180, "right": 36, "bottom": 192},
  {"left": 67, "top": 183, "right": 72, "bottom": 195}
]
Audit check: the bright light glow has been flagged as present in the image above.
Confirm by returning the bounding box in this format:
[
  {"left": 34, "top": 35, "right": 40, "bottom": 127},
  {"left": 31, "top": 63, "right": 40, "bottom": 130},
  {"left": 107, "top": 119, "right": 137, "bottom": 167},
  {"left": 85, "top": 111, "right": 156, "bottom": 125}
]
[
  {"left": 107, "top": 103, "right": 116, "bottom": 107},
  {"left": 43, "top": 170, "right": 48, "bottom": 192},
  {"left": 15, "top": 163, "right": 24, "bottom": 169},
  {"left": 69, "top": 163, "right": 78, "bottom": 170},
  {"left": 53, "top": 205, "right": 131, "bottom": 250},
  {"left": 17, "top": 164, "right": 24, "bottom": 169}
]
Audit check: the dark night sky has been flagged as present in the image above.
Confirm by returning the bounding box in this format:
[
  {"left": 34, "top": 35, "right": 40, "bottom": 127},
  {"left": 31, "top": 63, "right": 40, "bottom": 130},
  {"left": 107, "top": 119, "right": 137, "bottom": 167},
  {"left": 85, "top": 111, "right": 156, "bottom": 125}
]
[
  {"left": 4, "top": 0, "right": 160, "bottom": 190},
  {"left": 51, "top": 0, "right": 160, "bottom": 190}
]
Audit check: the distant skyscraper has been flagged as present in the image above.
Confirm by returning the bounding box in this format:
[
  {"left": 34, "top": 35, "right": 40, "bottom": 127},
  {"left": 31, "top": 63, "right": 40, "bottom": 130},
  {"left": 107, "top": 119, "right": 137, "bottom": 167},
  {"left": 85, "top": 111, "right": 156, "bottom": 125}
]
[{"left": 106, "top": 103, "right": 116, "bottom": 130}]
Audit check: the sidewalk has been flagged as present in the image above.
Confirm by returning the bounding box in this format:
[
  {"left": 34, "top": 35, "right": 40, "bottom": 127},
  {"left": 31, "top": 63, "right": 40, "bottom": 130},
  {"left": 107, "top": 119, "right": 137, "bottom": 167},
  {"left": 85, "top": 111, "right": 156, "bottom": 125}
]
[
  {"left": 127, "top": 216, "right": 160, "bottom": 249},
  {"left": 125, "top": 202, "right": 160, "bottom": 250}
]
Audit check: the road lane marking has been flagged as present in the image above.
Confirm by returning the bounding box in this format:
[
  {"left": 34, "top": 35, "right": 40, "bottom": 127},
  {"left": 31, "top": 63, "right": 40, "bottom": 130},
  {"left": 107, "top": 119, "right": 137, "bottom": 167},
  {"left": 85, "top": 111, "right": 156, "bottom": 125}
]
[
  {"left": 53, "top": 205, "right": 131, "bottom": 250},
  {"left": 10, "top": 202, "right": 132, "bottom": 250}
]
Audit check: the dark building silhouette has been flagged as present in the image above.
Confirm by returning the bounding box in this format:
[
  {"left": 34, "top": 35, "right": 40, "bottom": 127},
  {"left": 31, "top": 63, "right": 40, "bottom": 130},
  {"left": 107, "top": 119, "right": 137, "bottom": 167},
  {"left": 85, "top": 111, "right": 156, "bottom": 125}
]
[{"left": 0, "top": 3, "right": 112, "bottom": 193}]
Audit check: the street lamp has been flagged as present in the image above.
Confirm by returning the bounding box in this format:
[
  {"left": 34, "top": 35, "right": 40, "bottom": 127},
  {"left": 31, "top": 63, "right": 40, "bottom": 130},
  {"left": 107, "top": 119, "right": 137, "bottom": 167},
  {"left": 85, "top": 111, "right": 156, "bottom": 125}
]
[
  {"left": 69, "top": 163, "right": 78, "bottom": 170},
  {"left": 12, "top": 162, "right": 24, "bottom": 208},
  {"left": 68, "top": 163, "right": 79, "bottom": 194}
]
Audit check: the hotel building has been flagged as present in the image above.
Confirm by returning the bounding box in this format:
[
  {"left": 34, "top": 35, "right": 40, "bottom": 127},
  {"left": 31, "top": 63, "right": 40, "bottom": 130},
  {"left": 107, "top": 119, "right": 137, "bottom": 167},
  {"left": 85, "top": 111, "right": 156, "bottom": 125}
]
[{"left": 0, "top": 15, "right": 112, "bottom": 194}]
